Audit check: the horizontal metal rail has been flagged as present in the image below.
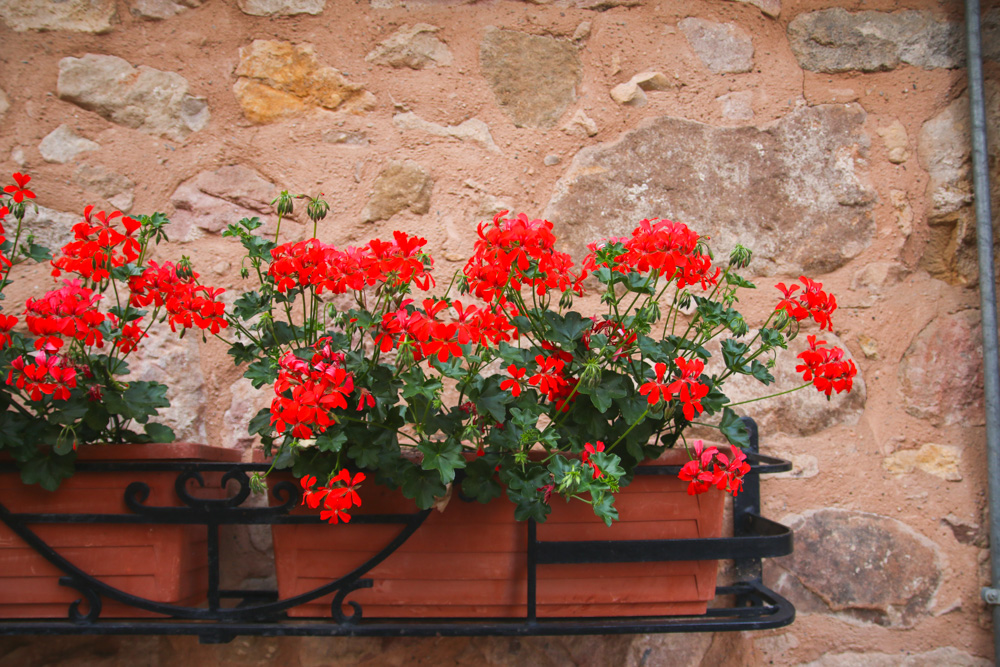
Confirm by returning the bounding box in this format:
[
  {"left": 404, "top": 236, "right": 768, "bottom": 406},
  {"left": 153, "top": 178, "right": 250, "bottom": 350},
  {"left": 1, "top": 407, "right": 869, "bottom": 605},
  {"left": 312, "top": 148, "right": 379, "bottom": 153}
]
[{"left": 0, "top": 417, "right": 795, "bottom": 642}]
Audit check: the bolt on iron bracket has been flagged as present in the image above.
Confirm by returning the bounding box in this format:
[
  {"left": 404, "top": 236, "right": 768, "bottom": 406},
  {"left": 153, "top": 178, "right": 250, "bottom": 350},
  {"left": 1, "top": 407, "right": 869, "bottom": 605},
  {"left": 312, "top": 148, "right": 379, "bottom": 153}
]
[{"left": 981, "top": 587, "right": 1000, "bottom": 605}]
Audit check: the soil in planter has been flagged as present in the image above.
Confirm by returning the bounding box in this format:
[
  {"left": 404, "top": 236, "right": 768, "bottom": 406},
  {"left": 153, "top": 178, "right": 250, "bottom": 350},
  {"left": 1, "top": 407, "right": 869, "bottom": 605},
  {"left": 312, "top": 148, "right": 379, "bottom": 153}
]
[
  {"left": 273, "top": 455, "right": 725, "bottom": 619},
  {"left": 0, "top": 443, "right": 241, "bottom": 619}
]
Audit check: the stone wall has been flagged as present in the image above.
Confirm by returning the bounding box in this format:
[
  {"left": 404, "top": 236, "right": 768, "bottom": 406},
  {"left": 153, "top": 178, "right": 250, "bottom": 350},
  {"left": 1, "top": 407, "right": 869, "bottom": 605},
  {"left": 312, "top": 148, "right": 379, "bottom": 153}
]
[{"left": 0, "top": 0, "right": 998, "bottom": 664}]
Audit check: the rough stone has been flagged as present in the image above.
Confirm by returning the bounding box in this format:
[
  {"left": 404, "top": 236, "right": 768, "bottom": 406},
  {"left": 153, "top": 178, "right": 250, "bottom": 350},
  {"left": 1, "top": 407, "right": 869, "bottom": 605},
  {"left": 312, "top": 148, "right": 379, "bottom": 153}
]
[
  {"left": 366, "top": 24, "right": 453, "bottom": 69},
  {"left": 237, "top": 0, "right": 324, "bottom": 16},
  {"left": 480, "top": 28, "right": 581, "bottom": 128},
  {"left": 74, "top": 164, "right": 135, "bottom": 212},
  {"left": 610, "top": 71, "right": 672, "bottom": 107},
  {"left": 544, "top": 154, "right": 561, "bottom": 166},
  {"left": 170, "top": 165, "right": 277, "bottom": 239},
  {"left": 0, "top": 89, "right": 8, "bottom": 121},
  {"left": 545, "top": 105, "right": 874, "bottom": 276},
  {"left": 130, "top": 327, "right": 206, "bottom": 443},
  {"left": 889, "top": 189, "right": 914, "bottom": 237},
  {"left": 679, "top": 18, "right": 754, "bottom": 74},
  {"left": 361, "top": 160, "right": 433, "bottom": 222},
  {"left": 857, "top": 333, "right": 878, "bottom": 359},
  {"left": 774, "top": 509, "right": 942, "bottom": 627},
  {"left": 899, "top": 309, "right": 984, "bottom": 427},
  {"left": 17, "top": 204, "right": 79, "bottom": 252},
  {"left": 768, "top": 451, "right": 819, "bottom": 479},
  {"left": 0, "top": 0, "right": 116, "bottom": 33},
  {"left": 883, "top": 444, "right": 962, "bottom": 481},
  {"left": 562, "top": 109, "right": 598, "bottom": 137},
  {"left": 722, "top": 333, "right": 866, "bottom": 437},
  {"left": 129, "top": 0, "right": 203, "bottom": 20},
  {"left": 727, "top": 0, "right": 779, "bottom": 18},
  {"left": 942, "top": 513, "right": 988, "bottom": 547},
  {"left": 322, "top": 129, "right": 368, "bottom": 146},
  {"left": 877, "top": 119, "right": 909, "bottom": 163},
  {"left": 573, "top": 21, "right": 591, "bottom": 42},
  {"left": 918, "top": 88, "right": 1000, "bottom": 285},
  {"left": 57, "top": 54, "right": 209, "bottom": 142},
  {"left": 788, "top": 9, "right": 965, "bottom": 73},
  {"left": 38, "top": 125, "right": 100, "bottom": 164},
  {"left": 234, "top": 40, "right": 375, "bottom": 124},
  {"left": 799, "top": 647, "right": 991, "bottom": 667},
  {"left": 717, "top": 91, "right": 754, "bottom": 121},
  {"left": 392, "top": 111, "right": 499, "bottom": 153},
  {"left": 223, "top": 379, "right": 270, "bottom": 451}
]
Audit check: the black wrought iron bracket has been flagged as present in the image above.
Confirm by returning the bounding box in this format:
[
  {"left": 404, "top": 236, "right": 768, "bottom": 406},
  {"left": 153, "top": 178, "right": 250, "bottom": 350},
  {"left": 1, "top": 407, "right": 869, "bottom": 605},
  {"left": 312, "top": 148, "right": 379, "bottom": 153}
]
[{"left": 0, "top": 418, "right": 794, "bottom": 643}]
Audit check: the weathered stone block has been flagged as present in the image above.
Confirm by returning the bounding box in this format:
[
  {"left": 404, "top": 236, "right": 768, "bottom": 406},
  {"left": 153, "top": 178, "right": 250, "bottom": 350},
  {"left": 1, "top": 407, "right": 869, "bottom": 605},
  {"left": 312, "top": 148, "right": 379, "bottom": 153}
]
[
  {"left": 480, "top": 28, "right": 581, "bottom": 128},
  {"left": 57, "top": 54, "right": 209, "bottom": 141},
  {"left": 679, "top": 18, "right": 754, "bottom": 74},
  {"left": 38, "top": 125, "right": 99, "bottom": 164},
  {"left": 361, "top": 160, "right": 433, "bottom": 222},
  {"left": 545, "top": 105, "right": 874, "bottom": 276},
  {"left": 234, "top": 40, "right": 375, "bottom": 123},
  {"left": 366, "top": 24, "right": 453, "bottom": 69},
  {"left": 774, "top": 509, "right": 943, "bottom": 627},
  {"left": 0, "top": 0, "right": 116, "bottom": 33},
  {"left": 788, "top": 9, "right": 965, "bottom": 73},
  {"left": 898, "top": 309, "right": 984, "bottom": 427}
]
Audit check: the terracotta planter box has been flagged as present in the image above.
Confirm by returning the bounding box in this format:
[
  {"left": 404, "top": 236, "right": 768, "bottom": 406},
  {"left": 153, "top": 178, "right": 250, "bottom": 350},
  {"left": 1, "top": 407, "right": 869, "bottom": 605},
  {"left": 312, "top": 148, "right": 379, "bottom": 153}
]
[
  {"left": 273, "top": 449, "right": 726, "bottom": 619},
  {"left": 0, "top": 443, "right": 241, "bottom": 619}
]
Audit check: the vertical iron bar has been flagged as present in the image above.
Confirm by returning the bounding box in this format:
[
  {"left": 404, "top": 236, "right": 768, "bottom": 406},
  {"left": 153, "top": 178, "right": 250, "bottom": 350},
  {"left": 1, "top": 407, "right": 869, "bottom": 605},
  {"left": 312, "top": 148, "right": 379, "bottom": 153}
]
[
  {"left": 207, "top": 519, "right": 221, "bottom": 612},
  {"left": 965, "top": 0, "right": 1000, "bottom": 658},
  {"left": 527, "top": 519, "right": 537, "bottom": 623},
  {"left": 733, "top": 418, "right": 762, "bottom": 596}
]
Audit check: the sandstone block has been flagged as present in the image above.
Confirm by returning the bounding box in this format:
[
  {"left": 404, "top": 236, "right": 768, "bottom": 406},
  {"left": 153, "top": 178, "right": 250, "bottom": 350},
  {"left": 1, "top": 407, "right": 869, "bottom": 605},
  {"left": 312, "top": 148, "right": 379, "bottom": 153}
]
[
  {"left": 234, "top": 40, "right": 375, "bottom": 123},
  {"left": 788, "top": 9, "right": 965, "bottom": 73},
  {"left": 57, "top": 54, "right": 209, "bottom": 141},
  {"left": 392, "top": 112, "right": 499, "bottom": 152},
  {"left": 480, "top": 28, "right": 581, "bottom": 128},
  {"left": 0, "top": 0, "right": 116, "bottom": 32},
  {"left": 545, "top": 105, "right": 875, "bottom": 276},
  {"left": 361, "top": 160, "right": 433, "bottom": 222},
  {"left": 237, "top": 0, "right": 324, "bottom": 16},
  {"left": 366, "top": 24, "right": 453, "bottom": 69},
  {"left": 38, "top": 125, "right": 99, "bottom": 164},
  {"left": 170, "top": 165, "right": 277, "bottom": 239},
  {"left": 774, "top": 509, "right": 942, "bottom": 627},
  {"left": 679, "top": 18, "right": 754, "bottom": 74},
  {"left": 899, "top": 310, "right": 984, "bottom": 427}
]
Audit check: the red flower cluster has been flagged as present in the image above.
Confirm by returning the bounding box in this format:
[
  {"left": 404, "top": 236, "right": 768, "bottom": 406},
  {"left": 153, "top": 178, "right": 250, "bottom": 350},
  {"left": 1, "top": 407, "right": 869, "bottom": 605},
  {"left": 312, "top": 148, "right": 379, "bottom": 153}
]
[
  {"left": 796, "top": 335, "right": 857, "bottom": 396},
  {"left": 774, "top": 276, "right": 837, "bottom": 331},
  {"left": 639, "top": 358, "right": 710, "bottom": 420},
  {"left": 678, "top": 441, "right": 750, "bottom": 496},
  {"left": 269, "top": 231, "right": 434, "bottom": 296},
  {"left": 583, "top": 319, "right": 638, "bottom": 360},
  {"left": 130, "top": 262, "right": 228, "bottom": 334},
  {"left": 300, "top": 470, "right": 366, "bottom": 524},
  {"left": 270, "top": 339, "right": 355, "bottom": 439},
  {"left": 6, "top": 349, "right": 77, "bottom": 401},
  {"left": 24, "top": 280, "right": 105, "bottom": 348},
  {"left": 581, "top": 441, "right": 605, "bottom": 479},
  {"left": 52, "top": 207, "right": 141, "bottom": 282},
  {"left": 375, "top": 298, "right": 514, "bottom": 364},
  {"left": 463, "top": 211, "right": 585, "bottom": 303},
  {"left": 0, "top": 314, "right": 16, "bottom": 348},
  {"left": 585, "top": 218, "right": 720, "bottom": 290},
  {"left": 4, "top": 172, "right": 35, "bottom": 204}
]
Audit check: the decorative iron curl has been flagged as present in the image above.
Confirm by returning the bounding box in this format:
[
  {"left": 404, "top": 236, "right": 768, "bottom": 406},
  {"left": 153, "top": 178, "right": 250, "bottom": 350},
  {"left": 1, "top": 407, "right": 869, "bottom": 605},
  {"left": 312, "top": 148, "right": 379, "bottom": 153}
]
[
  {"left": 331, "top": 579, "right": 373, "bottom": 624},
  {"left": 270, "top": 478, "right": 301, "bottom": 512},
  {"left": 60, "top": 577, "right": 102, "bottom": 624},
  {"left": 123, "top": 481, "right": 152, "bottom": 514},
  {"left": 175, "top": 468, "right": 252, "bottom": 509}
]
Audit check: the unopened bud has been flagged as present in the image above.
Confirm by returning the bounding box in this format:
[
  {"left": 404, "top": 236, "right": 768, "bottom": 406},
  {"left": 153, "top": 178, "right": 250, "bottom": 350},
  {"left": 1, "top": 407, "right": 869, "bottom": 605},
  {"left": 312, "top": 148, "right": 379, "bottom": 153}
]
[{"left": 272, "top": 190, "right": 294, "bottom": 217}]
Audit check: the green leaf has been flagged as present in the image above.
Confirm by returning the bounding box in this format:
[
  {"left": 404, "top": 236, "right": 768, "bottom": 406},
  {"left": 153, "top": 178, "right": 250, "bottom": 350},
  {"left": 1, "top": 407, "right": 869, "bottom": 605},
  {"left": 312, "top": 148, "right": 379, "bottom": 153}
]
[
  {"left": 750, "top": 360, "right": 775, "bottom": 385},
  {"left": 21, "top": 242, "right": 52, "bottom": 263},
  {"left": 542, "top": 311, "right": 592, "bottom": 344},
  {"left": 144, "top": 423, "right": 175, "bottom": 443},
  {"left": 315, "top": 429, "right": 347, "bottom": 453},
  {"left": 20, "top": 453, "right": 75, "bottom": 491},
  {"left": 590, "top": 492, "right": 619, "bottom": 527},
  {"left": 719, "top": 408, "right": 750, "bottom": 449},
  {"left": 248, "top": 407, "right": 273, "bottom": 436},
  {"left": 227, "top": 342, "right": 258, "bottom": 365},
  {"left": 418, "top": 439, "right": 466, "bottom": 484},
  {"left": 347, "top": 439, "right": 382, "bottom": 469},
  {"left": 461, "top": 458, "right": 502, "bottom": 503},
  {"left": 245, "top": 358, "right": 278, "bottom": 388},
  {"left": 104, "top": 381, "right": 169, "bottom": 422},
  {"left": 233, "top": 291, "right": 268, "bottom": 321},
  {"left": 721, "top": 339, "right": 750, "bottom": 373},
  {"left": 400, "top": 465, "right": 448, "bottom": 509},
  {"left": 474, "top": 379, "right": 508, "bottom": 423}
]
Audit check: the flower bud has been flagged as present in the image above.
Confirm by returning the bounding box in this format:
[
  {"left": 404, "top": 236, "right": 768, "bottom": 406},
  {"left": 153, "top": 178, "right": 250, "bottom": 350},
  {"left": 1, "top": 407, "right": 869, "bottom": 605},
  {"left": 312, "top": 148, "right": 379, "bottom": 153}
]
[
  {"left": 306, "top": 195, "right": 330, "bottom": 224},
  {"left": 272, "top": 190, "right": 294, "bottom": 217}
]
